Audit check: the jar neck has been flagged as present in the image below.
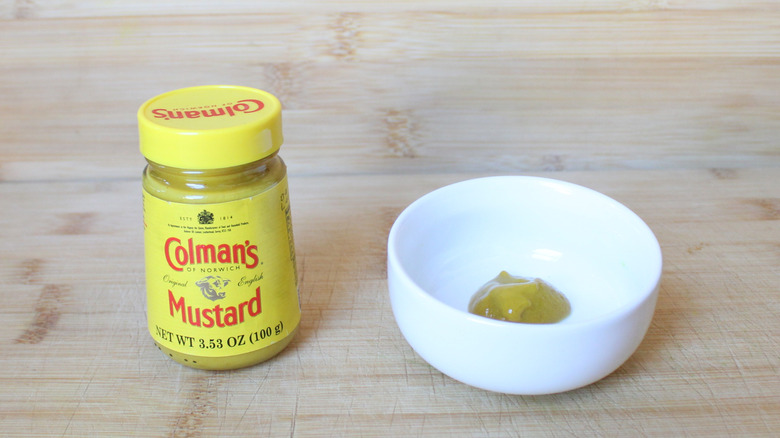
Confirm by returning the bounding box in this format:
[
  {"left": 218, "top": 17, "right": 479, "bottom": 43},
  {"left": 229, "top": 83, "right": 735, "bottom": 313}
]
[{"left": 143, "top": 154, "right": 285, "bottom": 203}]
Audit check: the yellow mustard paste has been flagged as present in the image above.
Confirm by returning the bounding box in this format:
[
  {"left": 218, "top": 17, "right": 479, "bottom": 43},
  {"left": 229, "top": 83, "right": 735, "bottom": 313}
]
[
  {"left": 139, "top": 86, "right": 300, "bottom": 370},
  {"left": 468, "top": 271, "right": 570, "bottom": 324}
]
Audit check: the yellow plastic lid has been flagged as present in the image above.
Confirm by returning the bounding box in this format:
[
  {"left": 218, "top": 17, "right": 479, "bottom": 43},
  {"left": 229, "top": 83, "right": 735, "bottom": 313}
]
[{"left": 138, "top": 85, "right": 283, "bottom": 169}]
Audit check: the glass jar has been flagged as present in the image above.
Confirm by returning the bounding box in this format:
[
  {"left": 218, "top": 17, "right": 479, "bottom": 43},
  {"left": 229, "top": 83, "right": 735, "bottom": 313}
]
[{"left": 139, "top": 86, "right": 300, "bottom": 370}]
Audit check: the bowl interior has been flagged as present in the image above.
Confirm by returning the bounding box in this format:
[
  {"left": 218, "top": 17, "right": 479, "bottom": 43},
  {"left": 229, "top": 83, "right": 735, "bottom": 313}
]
[{"left": 391, "top": 176, "right": 662, "bottom": 324}]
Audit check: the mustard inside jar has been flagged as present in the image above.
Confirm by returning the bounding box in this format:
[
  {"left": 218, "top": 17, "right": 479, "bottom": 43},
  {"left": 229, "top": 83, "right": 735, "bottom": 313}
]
[{"left": 139, "top": 85, "right": 300, "bottom": 370}]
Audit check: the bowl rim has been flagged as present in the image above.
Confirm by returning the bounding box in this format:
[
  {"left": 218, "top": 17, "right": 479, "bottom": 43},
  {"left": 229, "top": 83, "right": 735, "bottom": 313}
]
[{"left": 387, "top": 175, "right": 663, "bottom": 331}]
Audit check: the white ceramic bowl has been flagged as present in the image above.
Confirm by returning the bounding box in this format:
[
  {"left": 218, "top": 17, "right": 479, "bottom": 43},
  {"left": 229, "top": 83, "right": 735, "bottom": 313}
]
[{"left": 387, "top": 176, "right": 662, "bottom": 395}]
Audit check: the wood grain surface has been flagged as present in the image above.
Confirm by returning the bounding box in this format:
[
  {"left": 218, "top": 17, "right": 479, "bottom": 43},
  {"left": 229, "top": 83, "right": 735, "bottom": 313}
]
[{"left": 1, "top": 1, "right": 778, "bottom": 436}]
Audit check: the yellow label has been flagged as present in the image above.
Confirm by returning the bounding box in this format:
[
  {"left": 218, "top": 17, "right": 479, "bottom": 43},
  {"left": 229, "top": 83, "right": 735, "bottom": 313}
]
[{"left": 143, "top": 177, "right": 300, "bottom": 357}]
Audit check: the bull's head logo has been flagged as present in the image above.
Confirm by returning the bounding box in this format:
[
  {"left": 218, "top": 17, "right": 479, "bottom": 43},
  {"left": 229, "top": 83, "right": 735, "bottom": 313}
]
[{"left": 195, "top": 276, "right": 230, "bottom": 301}]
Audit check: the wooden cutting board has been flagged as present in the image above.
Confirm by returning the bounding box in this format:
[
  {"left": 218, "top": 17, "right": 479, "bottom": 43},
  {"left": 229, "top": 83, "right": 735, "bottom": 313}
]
[{"left": 1, "top": 1, "right": 778, "bottom": 436}]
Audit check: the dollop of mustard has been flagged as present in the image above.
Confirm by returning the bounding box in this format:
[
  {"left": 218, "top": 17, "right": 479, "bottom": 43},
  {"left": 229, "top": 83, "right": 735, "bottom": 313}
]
[{"left": 468, "top": 271, "right": 571, "bottom": 324}]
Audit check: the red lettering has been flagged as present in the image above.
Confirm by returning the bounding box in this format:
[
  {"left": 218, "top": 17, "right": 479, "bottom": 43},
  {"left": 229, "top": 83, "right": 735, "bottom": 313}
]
[
  {"left": 187, "top": 306, "right": 201, "bottom": 327},
  {"left": 217, "top": 244, "right": 232, "bottom": 263},
  {"left": 232, "top": 103, "right": 250, "bottom": 112},
  {"left": 248, "top": 287, "right": 262, "bottom": 316},
  {"left": 202, "top": 308, "right": 214, "bottom": 328},
  {"left": 152, "top": 100, "right": 263, "bottom": 122},
  {"left": 232, "top": 243, "right": 246, "bottom": 266},
  {"left": 187, "top": 238, "right": 195, "bottom": 264},
  {"left": 169, "top": 290, "right": 185, "bottom": 321},
  {"left": 165, "top": 238, "right": 184, "bottom": 272},
  {"left": 246, "top": 244, "right": 259, "bottom": 269},
  {"left": 202, "top": 108, "right": 226, "bottom": 117},
  {"left": 164, "top": 237, "right": 259, "bottom": 270},
  {"left": 195, "top": 244, "right": 216, "bottom": 264},
  {"left": 238, "top": 301, "right": 248, "bottom": 323},
  {"left": 152, "top": 108, "right": 169, "bottom": 119},
  {"left": 174, "top": 246, "right": 188, "bottom": 267},
  {"left": 214, "top": 305, "right": 224, "bottom": 327},
  {"left": 166, "top": 290, "right": 261, "bottom": 329},
  {"left": 238, "top": 99, "right": 264, "bottom": 113},
  {"left": 223, "top": 307, "right": 238, "bottom": 325}
]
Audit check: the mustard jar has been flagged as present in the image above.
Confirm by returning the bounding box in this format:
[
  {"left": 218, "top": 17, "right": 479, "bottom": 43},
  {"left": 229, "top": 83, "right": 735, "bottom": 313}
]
[{"left": 139, "top": 85, "right": 300, "bottom": 370}]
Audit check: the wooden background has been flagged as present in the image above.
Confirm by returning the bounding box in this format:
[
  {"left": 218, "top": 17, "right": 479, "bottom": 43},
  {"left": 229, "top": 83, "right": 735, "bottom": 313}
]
[{"left": 1, "top": 1, "right": 778, "bottom": 436}]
